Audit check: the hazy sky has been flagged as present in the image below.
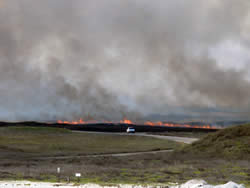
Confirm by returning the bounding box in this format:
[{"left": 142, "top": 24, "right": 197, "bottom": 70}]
[{"left": 0, "top": 0, "right": 250, "bottom": 121}]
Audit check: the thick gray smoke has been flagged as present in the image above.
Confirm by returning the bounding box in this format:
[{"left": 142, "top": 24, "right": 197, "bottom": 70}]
[{"left": 0, "top": 0, "right": 250, "bottom": 121}]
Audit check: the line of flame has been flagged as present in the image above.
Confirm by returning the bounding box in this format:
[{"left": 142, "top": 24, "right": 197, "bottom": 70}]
[{"left": 57, "top": 118, "right": 217, "bottom": 129}]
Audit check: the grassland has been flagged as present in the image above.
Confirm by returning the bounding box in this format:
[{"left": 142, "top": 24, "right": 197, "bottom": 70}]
[
  {"left": 179, "top": 124, "right": 250, "bottom": 160},
  {"left": 0, "top": 125, "right": 249, "bottom": 186},
  {"left": 0, "top": 126, "right": 180, "bottom": 158},
  {"left": 0, "top": 150, "right": 249, "bottom": 185}
]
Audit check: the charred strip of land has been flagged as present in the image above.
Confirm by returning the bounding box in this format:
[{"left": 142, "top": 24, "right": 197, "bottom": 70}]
[{"left": 0, "top": 121, "right": 218, "bottom": 133}]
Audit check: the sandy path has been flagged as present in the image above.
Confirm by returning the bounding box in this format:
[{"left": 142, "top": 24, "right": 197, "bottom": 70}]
[{"left": 139, "top": 134, "right": 198, "bottom": 144}]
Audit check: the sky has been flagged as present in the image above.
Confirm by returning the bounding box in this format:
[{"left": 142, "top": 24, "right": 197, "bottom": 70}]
[{"left": 0, "top": 0, "right": 250, "bottom": 121}]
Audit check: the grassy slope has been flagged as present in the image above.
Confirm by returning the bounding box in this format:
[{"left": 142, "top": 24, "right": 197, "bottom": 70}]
[
  {"left": 0, "top": 126, "right": 180, "bottom": 157},
  {"left": 180, "top": 124, "right": 250, "bottom": 159}
]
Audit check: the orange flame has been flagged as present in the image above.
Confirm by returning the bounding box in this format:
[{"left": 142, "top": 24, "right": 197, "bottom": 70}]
[
  {"left": 57, "top": 118, "right": 217, "bottom": 129},
  {"left": 120, "top": 118, "right": 133, "bottom": 124}
]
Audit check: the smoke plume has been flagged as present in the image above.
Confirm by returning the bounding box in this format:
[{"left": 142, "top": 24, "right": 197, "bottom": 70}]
[{"left": 0, "top": 0, "right": 250, "bottom": 121}]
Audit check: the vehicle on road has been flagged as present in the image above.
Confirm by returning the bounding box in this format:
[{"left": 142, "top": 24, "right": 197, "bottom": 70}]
[{"left": 126, "top": 127, "right": 135, "bottom": 133}]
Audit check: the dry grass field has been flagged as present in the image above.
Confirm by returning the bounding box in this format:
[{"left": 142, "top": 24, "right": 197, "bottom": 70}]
[
  {"left": 0, "top": 125, "right": 249, "bottom": 186},
  {"left": 0, "top": 126, "right": 180, "bottom": 158}
]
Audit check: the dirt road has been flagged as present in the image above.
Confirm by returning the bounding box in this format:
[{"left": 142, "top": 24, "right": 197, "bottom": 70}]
[
  {"left": 37, "top": 149, "right": 173, "bottom": 160},
  {"left": 138, "top": 134, "right": 198, "bottom": 144}
]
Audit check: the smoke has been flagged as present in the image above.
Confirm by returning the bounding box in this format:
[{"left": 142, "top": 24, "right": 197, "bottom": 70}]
[{"left": 0, "top": 0, "right": 250, "bottom": 121}]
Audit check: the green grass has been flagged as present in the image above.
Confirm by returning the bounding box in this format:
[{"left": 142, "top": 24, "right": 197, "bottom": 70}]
[
  {"left": 179, "top": 124, "right": 250, "bottom": 159},
  {"left": 0, "top": 125, "right": 249, "bottom": 185},
  {"left": 0, "top": 126, "right": 180, "bottom": 157}
]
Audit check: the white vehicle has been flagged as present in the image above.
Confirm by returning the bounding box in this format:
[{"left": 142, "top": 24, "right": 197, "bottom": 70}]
[{"left": 126, "top": 127, "right": 135, "bottom": 133}]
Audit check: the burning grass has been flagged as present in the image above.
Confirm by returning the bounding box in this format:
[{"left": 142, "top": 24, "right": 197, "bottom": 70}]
[{"left": 57, "top": 118, "right": 216, "bottom": 129}]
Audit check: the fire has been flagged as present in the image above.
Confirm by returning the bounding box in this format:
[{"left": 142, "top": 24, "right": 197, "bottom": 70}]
[
  {"left": 120, "top": 118, "right": 133, "bottom": 124},
  {"left": 57, "top": 118, "right": 97, "bottom": 125},
  {"left": 57, "top": 118, "right": 217, "bottom": 129}
]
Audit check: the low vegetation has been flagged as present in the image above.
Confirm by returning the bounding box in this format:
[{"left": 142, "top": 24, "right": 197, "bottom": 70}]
[
  {"left": 0, "top": 152, "right": 249, "bottom": 186},
  {"left": 0, "top": 125, "right": 249, "bottom": 186},
  {"left": 0, "top": 126, "right": 180, "bottom": 158},
  {"left": 179, "top": 124, "right": 250, "bottom": 160}
]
